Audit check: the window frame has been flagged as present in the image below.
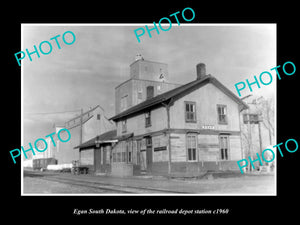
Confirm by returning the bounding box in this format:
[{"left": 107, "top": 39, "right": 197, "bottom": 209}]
[
  {"left": 185, "top": 101, "right": 197, "bottom": 123},
  {"left": 145, "top": 111, "right": 151, "bottom": 127},
  {"left": 186, "top": 133, "right": 197, "bottom": 162},
  {"left": 219, "top": 135, "right": 230, "bottom": 160},
  {"left": 146, "top": 86, "right": 154, "bottom": 99},
  {"left": 217, "top": 104, "right": 228, "bottom": 124},
  {"left": 121, "top": 119, "right": 127, "bottom": 133},
  {"left": 121, "top": 95, "right": 128, "bottom": 112}
]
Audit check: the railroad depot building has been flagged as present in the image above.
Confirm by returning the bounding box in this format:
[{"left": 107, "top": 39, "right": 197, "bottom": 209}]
[{"left": 75, "top": 56, "right": 248, "bottom": 176}]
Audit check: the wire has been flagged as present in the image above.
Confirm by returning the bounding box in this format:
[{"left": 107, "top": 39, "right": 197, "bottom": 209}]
[{"left": 24, "top": 109, "right": 81, "bottom": 115}]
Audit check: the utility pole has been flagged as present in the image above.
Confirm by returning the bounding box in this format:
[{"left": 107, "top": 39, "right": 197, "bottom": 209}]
[
  {"left": 167, "top": 105, "right": 172, "bottom": 175},
  {"left": 80, "top": 108, "right": 83, "bottom": 145}
]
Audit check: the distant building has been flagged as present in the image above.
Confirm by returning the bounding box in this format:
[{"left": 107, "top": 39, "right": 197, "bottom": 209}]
[
  {"left": 23, "top": 105, "right": 115, "bottom": 168},
  {"left": 53, "top": 105, "right": 115, "bottom": 164},
  {"left": 115, "top": 56, "right": 180, "bottom": 114}
]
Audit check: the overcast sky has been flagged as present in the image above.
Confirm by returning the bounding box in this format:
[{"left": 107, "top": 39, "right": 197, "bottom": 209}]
[{"left": 22, "top": 24, "right": 276, "bottom": 144}]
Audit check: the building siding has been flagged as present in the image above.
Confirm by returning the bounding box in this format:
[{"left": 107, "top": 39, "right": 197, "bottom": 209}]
[
  {"left": 112, "top": 81, "right": 244, "bottom": 174},
  {"left": 116, "top": 106, "right": 168, "bottom": 137},
  {"left": 169, "top": 83, "right": 240, "bottom": 132},
  {"left": 110, "top": 60, "right": 246, "bottom": 175}
]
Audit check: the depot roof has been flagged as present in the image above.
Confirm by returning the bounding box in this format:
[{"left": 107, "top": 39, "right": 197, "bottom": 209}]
[
  {"left": 74, "top": 129, "right": 117, "bottom": 150},
  {"left": 110, "top": 75, "right": 248, "bottom": 121}
]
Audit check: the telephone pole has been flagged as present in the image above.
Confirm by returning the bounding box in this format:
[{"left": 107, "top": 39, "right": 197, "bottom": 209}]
[{"left": 80, "top": 108, "right": 83, "bottom": 145}]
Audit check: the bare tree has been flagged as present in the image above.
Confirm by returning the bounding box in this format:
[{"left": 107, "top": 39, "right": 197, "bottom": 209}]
[
  {"left": 240, "top": 95, "right": 275, "bottom": 172},
  {"left": 255, "top": 96, "right": 275, "bottom": 145}
]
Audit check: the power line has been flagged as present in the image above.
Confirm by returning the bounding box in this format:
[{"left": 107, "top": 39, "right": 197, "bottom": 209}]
[{"left": 24, "top": 109, "right": 81, "bottom": 115}]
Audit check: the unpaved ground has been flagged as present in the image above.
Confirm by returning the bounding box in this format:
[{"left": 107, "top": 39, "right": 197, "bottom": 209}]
[
  {"left": 23, "top": 176, "right": 112, "bottom": 194},
  {"left": 23, "top": 170, "right": 275, "bottom": 195}
]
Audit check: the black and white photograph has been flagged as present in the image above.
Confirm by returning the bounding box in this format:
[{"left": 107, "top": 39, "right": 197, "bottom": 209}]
[{"left": 21, "top": 24, "right": 276, "bottom": 195}]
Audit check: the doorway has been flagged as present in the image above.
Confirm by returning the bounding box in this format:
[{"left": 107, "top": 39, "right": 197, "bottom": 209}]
[{"left": 94, "top": 147, "right": 101, "bottom": 173}]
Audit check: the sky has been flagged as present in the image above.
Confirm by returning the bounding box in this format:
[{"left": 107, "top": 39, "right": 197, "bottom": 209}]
[{"left": 22, "top": 24, "right": 276, "bottom": 144}]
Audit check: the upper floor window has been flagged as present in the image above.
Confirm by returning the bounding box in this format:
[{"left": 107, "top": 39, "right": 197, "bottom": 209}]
[
  {"left": 121, "top": 95, "right": 128, "bottom": 112},
  {"left": 138, "top": 91, "right": 142, "bottom": 100},
  {"left": 145, "top": 111, "right": 151, "bottom": 127},
  {"left": 121, "top": 119, "right": 127, "bottom": 133},
  {"left": 217, "top": 105, "right": 227, "bottom": 124},
  {"left": 185, "top": 101, "right": 196, "bottom": 122},
  {"left": 146, "top": 86, "right": 154, "bottom": 99},
  {"left": 97, "top": 114, "right": 101, "bottom": 120},
  {"left": 137, "top": 85, "right": 143, "bottom": 103}
]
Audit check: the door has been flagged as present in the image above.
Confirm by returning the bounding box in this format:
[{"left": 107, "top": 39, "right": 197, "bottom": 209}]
[
  {"left": 94, "top": 147, "right": 101, "bottom": 173},
  {"left": 145, "top": 136, "right": 153, "bottom": 171}
]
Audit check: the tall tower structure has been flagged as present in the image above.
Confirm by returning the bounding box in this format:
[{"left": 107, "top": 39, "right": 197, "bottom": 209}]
[{"left": 115, "top": 55, "right": 180, "bottom": 114}]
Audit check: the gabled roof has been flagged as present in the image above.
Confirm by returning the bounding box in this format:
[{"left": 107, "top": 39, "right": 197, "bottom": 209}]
[
  {"left": 66, "top": 105, "right": 101, "bottom": 124},
  {"left": 74, "top": 129, "right": 117, "bottom": 150},
  {"left": 110, "top": 75, "right": 248, "bottom": 121}
]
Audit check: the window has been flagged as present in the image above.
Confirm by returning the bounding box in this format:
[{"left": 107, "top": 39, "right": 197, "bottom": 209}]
[
  {"left": 146, "top": 86, "right": 154, "bottom": 99},
  {"left": 185, "top": 102, "right": 196, "bottom": 122},
  {"left": 97, "top": 114, "right": 101, "bottom": 120},
  {"left": 121, "top": 152, "right": 126, "bottom": 162},
  {"left": 145, "top": 111, "right": 151, "bottom": 127},
  {"left": 187, "top": 134, "right": 197, "bottom": 161},
  {"left": 121, "top": 120, "right": 127, "bottom": 133},
  {"left": 138, "top": 91, "right": 142, "bottom": 100},
  {"left": 146, "top": 136, "right": 152, "bottom": 146},
  {"left": 121, "top": 95, "right": 128, "bottom": 111},
  {"left": 219, "top": 136, "right": 229, "bottom": 160},
  {"left": 137, "top": 86, "right": 143, "bottom": 103},
  {"left": 117, "top": 152, "right": 121, "bottom": 162},
  {"left": 217, "top": 105, "right": 227, "bottom": 124},
  {"left": 126, "top": 142, "right": 132, "bottom": 163},
  {"left": 128, "top": 151, "right": 132, "bottom": 163}
]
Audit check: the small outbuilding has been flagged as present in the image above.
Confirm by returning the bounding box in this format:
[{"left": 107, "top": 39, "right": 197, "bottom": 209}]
[{"left": 74, "top": 129, "right": 117, "bottom": 174}]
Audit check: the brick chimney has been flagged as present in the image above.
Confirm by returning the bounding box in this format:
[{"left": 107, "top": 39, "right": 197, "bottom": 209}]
[{"left": 196, "top": 63, "right": 206, "bottom": 80}]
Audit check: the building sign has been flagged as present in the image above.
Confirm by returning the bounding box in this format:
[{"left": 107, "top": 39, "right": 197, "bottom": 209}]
[
  {"left": 202, "top": 125, "right": 215, "bottom": 129},
  {"left": 154, "top": 146, "right": 167, "bottom": 152}
]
